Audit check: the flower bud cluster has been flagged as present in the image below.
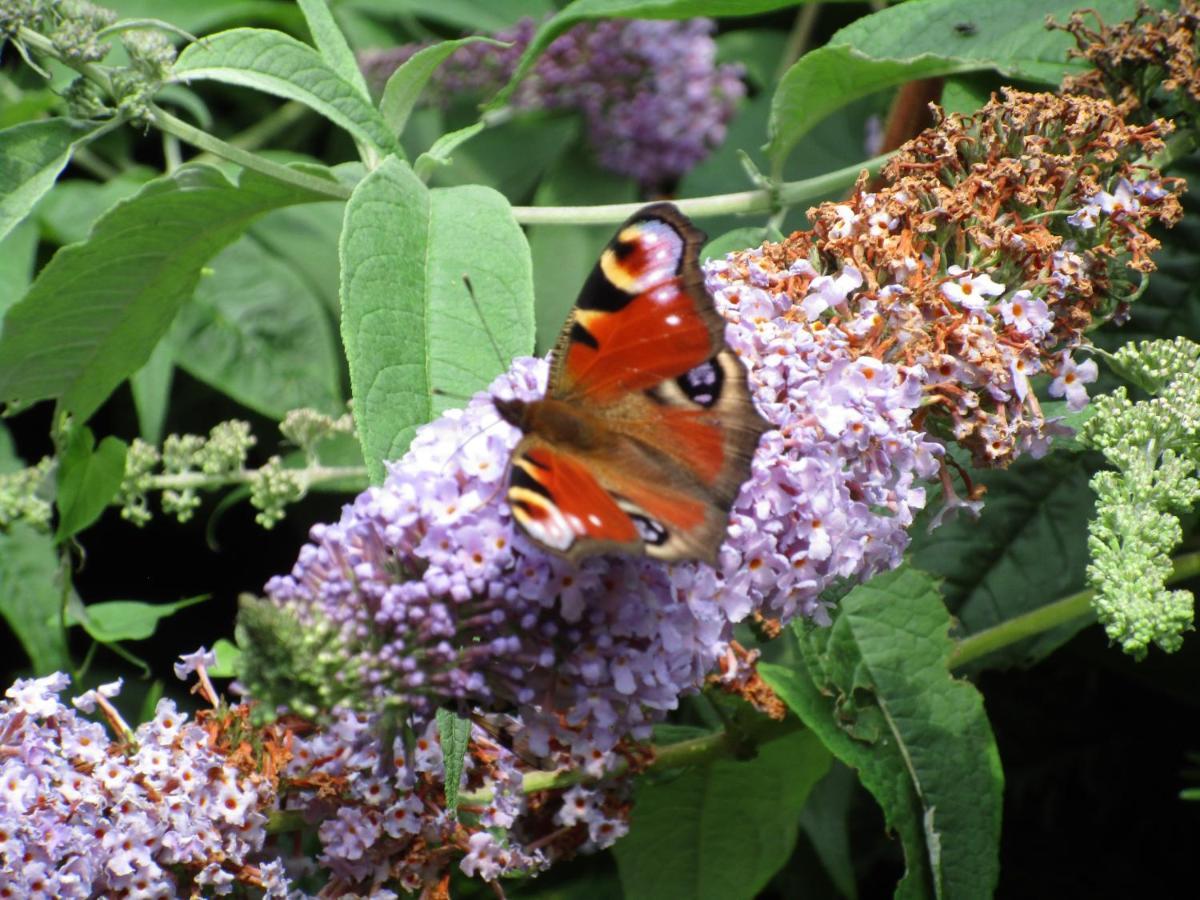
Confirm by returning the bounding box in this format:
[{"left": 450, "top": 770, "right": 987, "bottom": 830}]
[
  {"left": 360, "top": 17, "right": 744, "bottom": 186},
  {"left": 0, "top": 455, "right": 53, "bottom": 531},
  {"left": 1081, "top": 337, "right": 1200, "bottom": 657}
]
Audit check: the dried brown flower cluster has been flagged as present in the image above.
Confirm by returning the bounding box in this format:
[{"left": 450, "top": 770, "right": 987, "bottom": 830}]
[
  {"left": 720, "top": 89, "right": 1181, "bottom": 471},
  {"left": 1056, "top": 1, "right": 1200, "bottom": 120}
]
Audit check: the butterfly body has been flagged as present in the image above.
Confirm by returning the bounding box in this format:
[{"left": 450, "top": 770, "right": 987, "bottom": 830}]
[{"left": 497, "top": 204, "right": 768, "bottom": 565}]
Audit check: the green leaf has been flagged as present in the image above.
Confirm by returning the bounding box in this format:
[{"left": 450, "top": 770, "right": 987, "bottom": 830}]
[
  {"left": 909, "top": 454, "right": 1095, "bottom": 667},
  {"left": 798, "top": 764, "right": 859, "bottom": 900},
  {"left": 210, "top": 637, "right": 243, "bottom": 677},
  {"left": 431, "top": 114, "right": 578, "bottom": 201},
  {"left": 55, "top": 427, "right": 128, "bottom": 541},
  {"left": 766, "top": 0, "right": 1151, "bottom": 170},
  {"left": 137, "top": 679, "right": 166, "bottom": 725},
  {"left": 66, "top": 595, "right": 209, "bottom": 643},
  {"left": 414, "top": 122, "right": 487, "bottom": 182},
  {"left": 130, "top": 341, "right": 175, "bottom": 445},
  {"left": 0, "top": 220, "right": 38, "bottom": 316},
  {"left": 340, "top": 157, "right": 535, "bottom": 482},
  {"left": 492, "top": 0, "right": 798, "bottom": 107},
  {"left": 615, "top": 729, "right": 831, "bottom": 900},
  {"left": 172, "top": 28, "right": 399, "bottom": 155},
  {"left": 0, "top": 118, "right": 102, "bottom": 243},
  {"left": 0, "top": 523, "right": 70, "bottom": 674},
  {"left": 33, "top": 168, "right": 157, "bottom": 246},
  {"left": 767, "top": 47, "right": 981, "bottom": 173},
  {"left": 761, "top": 566, "right": 1004, "bottom": 900},
  {"left": 380, "top": 38, "right": 501, "bottom": 140},
  {"left": 436, "top": 708, "right": 472, "bottom": 817},
  {"left": 169, "top": 233, "right": 343, "bottom": 419},
  {"left": 0, "top": 164, "right": 333, "bottom": 422},
  {"left": 248, "top": 201, "right": 345, "bottom": 316},
  {"left": 297, "top": 0, "right": 371, "bottom": 100},
  {"left": 100, "top": 0, "right": 305, "bottom": 35}
]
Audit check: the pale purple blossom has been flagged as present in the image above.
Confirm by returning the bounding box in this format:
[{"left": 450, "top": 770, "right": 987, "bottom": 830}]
[
  {"left": 173, "top": 646, "right": 216, "bottom": 680},
  {"left": 998, "top": 289, "right": 1052, "bottom": 337},
  {"left": 942, "top": 266, "right": 1005, "bottom": 316},
  {"left": 1049, "top": 352, "right": 1100, "bottom": 410}
]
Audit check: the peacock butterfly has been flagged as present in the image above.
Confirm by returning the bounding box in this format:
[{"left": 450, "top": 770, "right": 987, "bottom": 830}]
[{"left": 494, "top": 203, "right": 768, "bottom": 564}]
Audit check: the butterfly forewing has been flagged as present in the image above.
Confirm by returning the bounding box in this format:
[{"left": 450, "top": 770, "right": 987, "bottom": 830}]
[{"left": 502, "top": 203, "right": 769, "bottom": 563}]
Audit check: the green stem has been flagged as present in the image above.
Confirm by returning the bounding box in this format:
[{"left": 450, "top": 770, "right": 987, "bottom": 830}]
[
  {"left": 147, "top": 105, "right": 354, "bottom": 200},
  {"left": 457, "top": 713, "right": 801, "bottom": 805},
  {"left": 949, "top": 549, "right": 1200, "bottom": 668},
  {"left": 776, "top": 2, "right": 821, "bottom": 81},
  {"left": 511, "top": 154, "right": 891, "bottom": 225},
  {"left": 148, "top": 464, "right": 368, "bottom": 492}
]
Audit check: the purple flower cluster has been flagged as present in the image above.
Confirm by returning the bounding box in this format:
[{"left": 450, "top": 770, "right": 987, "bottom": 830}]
[
  {"left": 281, "top": 708, "right": 626, "bottom": 891},
  {"left": 0, "top": 673, "right": 287, "bottom": 898},
  {"left": 265, "top": 367, "right": 735, "bottom": 755},
  {"left": 263, "top": 252, "right": 944, "bottom": 755},
  {"left": 359, "top": 18, "right": 744, "bottom": 185}
]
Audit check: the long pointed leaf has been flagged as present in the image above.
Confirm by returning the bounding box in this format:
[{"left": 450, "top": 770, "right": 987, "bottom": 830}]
[
  {"left": 761, "top": 566, "right": 1004, "bottom": 899},
  {"left": 0, "top": 118, "right": 101, "bottom": 243},
  {"left": 0, "top": 164, "right": 335, "bottom": 421},
  {"left": 297, "top": 0, "right": 371, "bottom": 100},
  {"left": 172, "top": 28, "right": 398, "bottom": 155}
]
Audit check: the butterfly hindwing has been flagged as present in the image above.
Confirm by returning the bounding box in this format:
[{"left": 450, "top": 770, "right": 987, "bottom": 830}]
[{"left": 499, "top": 203, "right": 769, "bottom": 563}]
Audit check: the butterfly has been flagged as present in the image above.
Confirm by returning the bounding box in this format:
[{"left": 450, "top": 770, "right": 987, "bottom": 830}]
[{"left": 494, "top": 203, "right": 768, "bottom": 564}]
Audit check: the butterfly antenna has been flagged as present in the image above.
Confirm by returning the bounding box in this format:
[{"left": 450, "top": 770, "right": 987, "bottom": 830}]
[{"left": 462, "top": 274, "right": 509, "bottom": 370}]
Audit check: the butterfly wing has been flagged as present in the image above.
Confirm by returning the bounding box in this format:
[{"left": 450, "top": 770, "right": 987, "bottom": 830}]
[{"left": 506, "top": 204, "right": 768, "bottom": 564}]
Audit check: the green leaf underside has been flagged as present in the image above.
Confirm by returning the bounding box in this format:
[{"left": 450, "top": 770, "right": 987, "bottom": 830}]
[
  {"left": 172, "top": 28, "right": 399, "bottom": 154},
  {"left": 761, "top": 566, "right": 1004, "bottom": 899},
  {"left": 170, "top": 233, "right": 343, "bottom": 419},
  {"left": 766, "top": 0, "right": 1155, "bottom": 168},
  {"left": 436, "top": 709, "right": 472, "bottom": 816},
  {"left": 55, "top": 428, "right": 128, "bottom": 541},
  {"left": 909, "top": 454, "right": 1095, "bottom": 666},
  {"left": 492, "top": 0, "right": 797, "bottom": 107},
  {"left": 0, "top": 164, "right": 333, "bottom": 422},
  {"left": 296, "top": 0, "right": 371, "bottom": 101},
  {"left": 340, "top": 157, "right": 535, "bottom": 483},
  {"left": 615, "top": 729, "right": 831, "bottom": 900},
  {"left": 0, "top": 118, "right": 101, "bottom": 244},
  {"left": 0, "top": 524, "right": 70, "bottom": 674},
  {"left": 67, "top": 595, "right": 209, "bottom": 643},
  {"left": 380, "top": 38, "right": 502, "bottom": 140}
]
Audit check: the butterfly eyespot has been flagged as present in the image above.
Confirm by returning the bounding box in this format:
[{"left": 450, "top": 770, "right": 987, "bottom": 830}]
[
  {"left": 630, "top": 513, "right": 669, "bottom": 546},
  {"left": 676, "top": 357, "right": 725, "bottom": 409}
]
